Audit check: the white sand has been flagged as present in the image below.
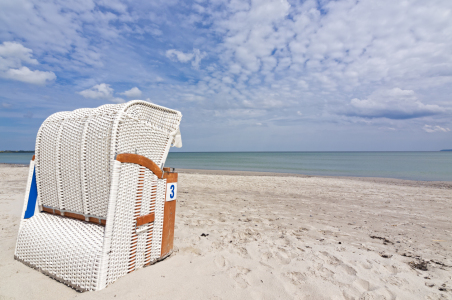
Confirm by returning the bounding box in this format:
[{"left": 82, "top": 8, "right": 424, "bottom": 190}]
[{"left": 1, "top": 165, "right": 451, "bottom": 299}]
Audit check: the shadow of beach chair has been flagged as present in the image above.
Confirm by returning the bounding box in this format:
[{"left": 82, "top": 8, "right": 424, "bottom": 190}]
[{"left": 14, "top": 100, "right": 182, "bottom": 291}]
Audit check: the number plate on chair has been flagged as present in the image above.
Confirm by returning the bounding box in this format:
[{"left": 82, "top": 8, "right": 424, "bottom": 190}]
[{"left": 166, "top": 183, "right": 177, "bottom": 201}]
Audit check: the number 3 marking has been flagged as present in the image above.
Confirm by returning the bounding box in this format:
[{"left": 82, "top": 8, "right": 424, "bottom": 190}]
[{"left": 170, "top": 185, "right": 175, "bottom": 199}]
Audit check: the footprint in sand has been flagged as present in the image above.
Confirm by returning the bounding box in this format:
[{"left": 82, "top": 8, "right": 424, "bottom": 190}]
[
  {"left": 214, "top": 255, "right": 227, "bottom": 270},
  {"left": 230, "top": 266, "right": 251, "bottom": 289},
  {"left": 310, "top": 263, "right": 335, "bottom": 281},
  {"left": 354, "top": 279, "right": 396, "bottom": 299},
  {"left": 233, "top": 246, "right": 249, "bottom": 258},
  {"left": 283, "top": 271, "right": 307, "bottom": 286},
  {"left": 382, "top": 276, "right": 408, "bottom": 287},
  {"left": 340, "top": 263, "right": 357, "bottom": 276},
  {"left": 260, "top": 251, "right": 273, "bottom": 262},
  {"left": 342, "top": 287, "right": 362, "bottom": 300},
  {"left": 359, "top": 288, "right": 396, "bottom": 300},
  {"left": 180, "top": 246, "right": 202, "bottom": 255},
  {"left": 359, "top": 260, "right": 373, "bottom": 270},
  {"left": 319, "top": 251, "right": 341, "bottom": 266},
  {"left": 354, "top": 278, "right": 370, "bottom": 292},
  {"left": 275, "top": 248, "right": 292, "bottom": 264},
  {"left": 233, "top": 275, "right": 249, "bottom": 289},
  {"left": 384, "top": 265, "right": 398, "bottom": 275}
]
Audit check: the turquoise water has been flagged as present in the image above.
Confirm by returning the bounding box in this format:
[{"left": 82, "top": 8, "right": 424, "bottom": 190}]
[
  {"left": 2, "top": 152, "right": 452, "bottom": 181},
  {"left": 165, "top": 152, "right": 452, "bottom": 181},
  {"left": 0, "top": 153, "right": 34, "bottom": 164}
]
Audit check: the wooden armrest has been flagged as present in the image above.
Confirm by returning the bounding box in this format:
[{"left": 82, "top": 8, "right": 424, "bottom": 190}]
[
  {"left": 116, "top": 153, "right": 163, "bottom": 179},
  {"left": 136, "top": 213, "right": 155, "bottom": 226}
]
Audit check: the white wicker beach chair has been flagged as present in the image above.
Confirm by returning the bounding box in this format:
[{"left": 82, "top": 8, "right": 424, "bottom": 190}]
[{"left": 15, "top": 100, "right": 182, "bottom": 291}]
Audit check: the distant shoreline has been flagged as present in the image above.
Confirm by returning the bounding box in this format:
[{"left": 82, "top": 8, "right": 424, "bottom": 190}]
[
  {"left": 0, "top": 151, "right": 35, "bottom": 153},
  {"left": 1, "top": 163, "right": 451, "bottom": 188},
  {"left": 176, "top": 168, "right": 452, "bottom": 188},
  {"left": 2, "top": 152, "right": 451, "bottom": 182}
]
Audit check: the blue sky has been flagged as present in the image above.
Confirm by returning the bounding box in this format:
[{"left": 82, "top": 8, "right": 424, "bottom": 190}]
[{"left": 0, "top": 0, "right": 451, "bottom": 151}]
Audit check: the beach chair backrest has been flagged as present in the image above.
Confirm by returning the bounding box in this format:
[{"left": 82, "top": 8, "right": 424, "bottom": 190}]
[{"left": 34, "top": 100, "right": 182, "bottom": 219}]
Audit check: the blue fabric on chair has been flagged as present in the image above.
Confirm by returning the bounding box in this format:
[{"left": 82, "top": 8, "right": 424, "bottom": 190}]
[{"left": 24, "top": 168, "right": 38, "bottom": 219}]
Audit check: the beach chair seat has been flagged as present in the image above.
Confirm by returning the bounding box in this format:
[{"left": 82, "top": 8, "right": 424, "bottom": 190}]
[
  {"left": 15, "top": 213, "right": 104, "bottom": 290},
  {"left": 14, "top": 100, "right": 182, "bottom": 291}
]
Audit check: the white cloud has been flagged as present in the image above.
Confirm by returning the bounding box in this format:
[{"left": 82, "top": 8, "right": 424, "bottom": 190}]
[
  {"left": 0, "top": 41, "right": 38, "bottom": 69},
  {"left": 189, "top": 0, "right": 452, "bottom": 126},
  {"left": 0, "top": 1, "right": 137, "bottom": 69},
  {"left": 97, "top": 0, "right": 128, "bottom": 14},
  {"left": 120, "top": 87, "right": 142, "bottom": 98},
  {"left": 191, "top": 49, "right": 207, "bottom": 69},
  {"left": 423, "top": 125, "right": 450, "bottom": 133},
  {"left": 0, "top": 41, "right": 55, "bottom": 85},
  {"left": 79, "top": 83, "right": 114, "bottom": 99},
  {"left": 166, "top": 48, "right": 207, "bottom": 69},
  {"left": 2, "top": 0, "right": 452, "bottom": 151},
  {"left": 4, "top": 66, "right": 56, "bottom": 85},
  {"left": 79, "top": 83, "right": 125, "bottom": 103},
  {"left": 166, "top": 49, "right": 194, "bottom": 63},
  {"left": 345, "top": 88, "right": 445, "bottom": 119}
]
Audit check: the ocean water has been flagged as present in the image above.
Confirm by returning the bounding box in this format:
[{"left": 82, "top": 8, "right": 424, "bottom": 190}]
[
  {"left": 0, "top": 153, "right": 34, "bottom": 164},
  {"left": 165, "top": 152, "right": 452, "bottom": 181},
  {"left": 1, "top": 152, "right": 451, "bottom": 181}
]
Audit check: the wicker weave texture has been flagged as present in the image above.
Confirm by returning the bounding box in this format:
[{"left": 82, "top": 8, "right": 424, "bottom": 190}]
[
  {"left": 124, "top": 102, "right": 181, "bottom": 134},
  {"left": 34, "top": 100, "right": 181, "bottom": 218},
  {"left": 105, "top": 163, "right": 166, "bottom": 283},
  {"left": 15, "top": 213, "right": 104, "bottom": 291},
  {"left": 116, "top": 115, "right": 170, "bottom": 168},
  {"left": 150, "top": 179, "right": 166, "bottom": 261},
  {"left": 18, "top": 100, "right": 182, "bottom": 291},
  {"left": 56, "top": 108, "right": 91, "bottom": 213},
  {"left": 82, "top": 104, "right": 123, "bottom": 217},
  {"left": 35, "top": 111, "right": 71, "bottom": 209},
  {"left": 105, "top": 163, "right": 139, "bottom": 284}
]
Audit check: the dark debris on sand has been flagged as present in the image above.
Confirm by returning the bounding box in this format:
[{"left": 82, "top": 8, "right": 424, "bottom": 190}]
[
  {"left": 408, "top": 260, "right": 429, "bottom": 271},
  {"left": 370, "top": 235, "right": 394, "bottom": 245}
]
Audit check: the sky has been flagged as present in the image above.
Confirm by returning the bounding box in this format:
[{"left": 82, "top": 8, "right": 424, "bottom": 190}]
[{"left": 0, "top": 0, "right": 451, "bottom": 152}]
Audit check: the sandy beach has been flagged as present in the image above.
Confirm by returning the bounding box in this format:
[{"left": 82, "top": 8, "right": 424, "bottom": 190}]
[{"left": 1, "top": 164, "right": 451, "bottom": 300}]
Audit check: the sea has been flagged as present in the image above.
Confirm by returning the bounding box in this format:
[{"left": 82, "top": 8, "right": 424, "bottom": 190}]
[{"left": 1, "top": 151, "right": 452, "bottom": 182}]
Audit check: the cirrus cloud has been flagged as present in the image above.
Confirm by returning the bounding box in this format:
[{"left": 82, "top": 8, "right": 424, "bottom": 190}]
[{"left": 423, "top": 125, "right": 450, "bottom": 133}]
